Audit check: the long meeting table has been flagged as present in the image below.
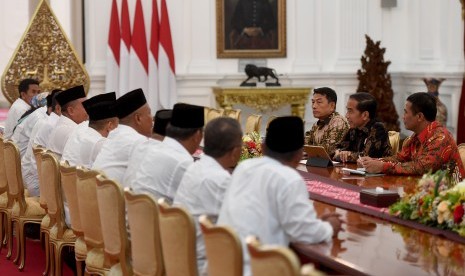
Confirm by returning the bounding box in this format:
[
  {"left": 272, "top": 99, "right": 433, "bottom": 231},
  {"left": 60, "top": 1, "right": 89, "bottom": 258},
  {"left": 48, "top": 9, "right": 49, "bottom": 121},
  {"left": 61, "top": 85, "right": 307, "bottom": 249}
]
[{"left": 293, "top": 163, "right": 465, "bottom": 276}]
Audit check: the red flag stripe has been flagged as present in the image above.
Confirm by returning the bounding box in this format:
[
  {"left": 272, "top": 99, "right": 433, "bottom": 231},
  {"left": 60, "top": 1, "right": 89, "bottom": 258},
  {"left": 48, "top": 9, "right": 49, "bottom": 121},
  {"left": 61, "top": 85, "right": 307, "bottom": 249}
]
[
  {"left": 150, "top": 0, "right": 160, "bottom": 63},
  {"left": 132, "top": 0, "right": 149, "bottom": 73},
  {"left": 160, "top": 0, "right": 175, "bottom": 73},
  {"left": 108, "top": 0, "right": 120, "bottom": 65},
  {"left": 121, "top": 0, "right": 131, "bottom": 50}
]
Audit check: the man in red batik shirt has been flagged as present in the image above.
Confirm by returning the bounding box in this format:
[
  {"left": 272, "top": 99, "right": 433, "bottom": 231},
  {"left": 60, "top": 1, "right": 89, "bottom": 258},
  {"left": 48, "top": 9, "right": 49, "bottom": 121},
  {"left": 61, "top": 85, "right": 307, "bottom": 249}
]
[{"left": 361, "top": 92, "right": 465, "bottom": 180}]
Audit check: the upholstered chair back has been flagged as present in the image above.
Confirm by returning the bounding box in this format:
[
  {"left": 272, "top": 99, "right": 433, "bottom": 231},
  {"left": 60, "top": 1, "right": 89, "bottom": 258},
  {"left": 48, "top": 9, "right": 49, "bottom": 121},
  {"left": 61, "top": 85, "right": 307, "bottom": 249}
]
[
  {"left": 95, "top": 175, "right": 132, "bottom": 275},
  {"left": 246, "top": 236, "right": 301, "bottom": 276},
  {"left": 124, "top": 189, "right": 164, "bottom": 276},
  {"left": 158, "top": 198, "right": 198, "bottom": 276},
  {"left": 224, "top": 109, "right": 241, "bottom": 121},
  {"left": 59, "top": 161, "right": 82, "bottom": 233},
  {"left": 4, "top": 140, "right": 26, "bottom": 211},
  {"left": 76, "top": 167, "right": 103, "bottom": 248},
  {"left": 32, "top": 145, "right": 47, "bottom": 208},
  {"left": 245, "top": 114, "right": 262, "bottom": 134},
  {"left": 199, "top": 215, "right": 243, "bottom": 276},
  {"left": 0, "top": 137, "right": 8, "bottom": 194},
  {"left": 41, "top": 152, "right": 64, "bottom": 230},
  {"left": 388, "top": 131, "right": 400, "bottom": 155},
  {"left": 458, "top": 144, "right": 465, "bottom": 172}
]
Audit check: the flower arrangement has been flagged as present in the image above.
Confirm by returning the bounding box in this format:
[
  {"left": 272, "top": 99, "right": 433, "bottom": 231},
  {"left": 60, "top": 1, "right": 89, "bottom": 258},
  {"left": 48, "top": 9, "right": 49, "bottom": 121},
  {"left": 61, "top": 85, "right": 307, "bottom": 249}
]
[
  {"left": 390, "top": 168, "right": 465, "bottom": 236},
  {"left": 240, "top": 131, "right": 263, "bottom": 161}
]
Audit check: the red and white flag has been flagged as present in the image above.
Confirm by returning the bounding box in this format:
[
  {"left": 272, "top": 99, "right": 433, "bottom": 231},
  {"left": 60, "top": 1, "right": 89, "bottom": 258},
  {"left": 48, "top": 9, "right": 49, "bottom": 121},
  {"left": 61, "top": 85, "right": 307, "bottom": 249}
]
[
  {"left": 105, "top": 0, "right": 120, "bottom": 93},
  {"left": 128, "top": 0, "right": 149, "bottom": 94},
  {"left": 158, "top": 0, "right": 177, "bottom": 108},
  {"left": 119, "top": 0, "right": 131, "bottom": 96},
  {"left": 148, "top": 0, "right": 160, "bottom": 110}
]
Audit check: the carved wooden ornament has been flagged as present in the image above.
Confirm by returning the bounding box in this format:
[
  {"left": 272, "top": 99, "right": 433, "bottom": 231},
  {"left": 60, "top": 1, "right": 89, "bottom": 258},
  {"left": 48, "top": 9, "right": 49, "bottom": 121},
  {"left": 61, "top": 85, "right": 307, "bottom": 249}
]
[{"left": 1, "top": 0, "right": 89, "bottom": 104}]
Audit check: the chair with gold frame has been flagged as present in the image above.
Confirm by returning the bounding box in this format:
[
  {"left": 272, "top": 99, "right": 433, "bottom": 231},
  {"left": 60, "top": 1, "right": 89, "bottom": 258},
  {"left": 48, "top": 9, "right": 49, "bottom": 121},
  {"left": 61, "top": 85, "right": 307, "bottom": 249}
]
[
  {"left": 4, "top": 140, "right": 46, "bottom": 270},
  {"left": 224, "top": 109, "right": 242, "bottom": 121},
  {"left": 33, "top": 145, "right": 53, "bottom": 276},
  {"left": 245, "top": 114, "right": 262, "bottom": 134},
  {"left": 388, "top": 131, "right": 400, "bottom": 155},
  {"left": 158, "top": 198, "right": 198, "bottom": 276},
  {"left": 76, "top": 167, "right": 110, "bottom": 275},
  {"left": 246, "top": 235, "right": 317, "bottom": 276},
  {"left": 0, "top": 137, "right": 11, "bottom": 257},
  {"left": 95, "top": 175, "right": 132, "bottom": 276},
  {"left": 206, "top": 108, "right": 224, "bottom": 123},
  {"left": 124, "top": 189, "right": 164, "bottom": 276},
  {"left": 458, "top": 144, "right": 465, "bottom": 172},
  {"left": 60, "top": 161, "right": 86, "bottom": 276},
  {"left": 41, "top": 152, "right": 77, "bottom": 276},
  {"left": 199, "top": 215, "right": 243, "bottom": 276}
]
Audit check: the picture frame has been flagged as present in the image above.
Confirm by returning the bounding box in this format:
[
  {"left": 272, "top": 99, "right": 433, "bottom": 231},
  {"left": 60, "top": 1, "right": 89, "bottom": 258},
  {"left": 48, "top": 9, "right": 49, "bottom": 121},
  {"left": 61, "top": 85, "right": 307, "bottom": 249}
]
[{"left": 216, "top": 0, "right": 286, "bottom": 58}]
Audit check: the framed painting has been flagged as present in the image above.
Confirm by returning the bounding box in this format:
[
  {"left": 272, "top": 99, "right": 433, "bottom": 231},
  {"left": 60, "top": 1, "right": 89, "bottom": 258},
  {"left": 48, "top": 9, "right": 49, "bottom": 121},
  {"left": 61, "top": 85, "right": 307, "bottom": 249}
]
[{"left": 216, "top": 0, "right": 286, "bottom": 58}]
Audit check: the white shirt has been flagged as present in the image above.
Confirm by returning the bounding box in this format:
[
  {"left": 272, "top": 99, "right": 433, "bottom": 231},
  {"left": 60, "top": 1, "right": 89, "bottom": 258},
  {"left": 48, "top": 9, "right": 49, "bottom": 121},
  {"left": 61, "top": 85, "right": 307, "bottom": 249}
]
[
  {"left": 21, "top": 112, "right": 60, "bottom": 197},
  {"left": 125, "top": 137, "right": 193, "bottom": 202},
  {"left": 92, "top": 124, "right": 147, "bottom": 184},
  {"left": 218, "top": 156, "right": 333, "bottom": 276},
  {"left": 173, "top": 154, "right": 232, "bottom": 273},
  {"left": 4, "top": 98, "right": 30, "bottom": 139},
  {"left": 62, "top": 124, "right": 105, "bottom": 168},
  {"left": 12, "top": 106, "right": 47, "bottom": 157},
  {"left": 47, "top": 115, "right": 78, "bottom": 155}
]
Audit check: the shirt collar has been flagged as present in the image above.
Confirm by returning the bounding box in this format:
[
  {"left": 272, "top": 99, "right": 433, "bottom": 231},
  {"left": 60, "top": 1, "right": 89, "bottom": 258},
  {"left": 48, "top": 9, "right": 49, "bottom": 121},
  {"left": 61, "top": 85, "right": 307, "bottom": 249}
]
[
  {"left": 316, "top": 112, "right": 335, "bottom": 129},
  {"left": 200, "top": 154, "right": 226, "bottom": 171},
  {"left": 358, "top": 119, "right": 377, "bottom": 134},
  {"left": 163, "top": 137, "right": 192, "bottom": 157},
  {"left": 415, "top": 121, "right": 439, "bottom": 143}
]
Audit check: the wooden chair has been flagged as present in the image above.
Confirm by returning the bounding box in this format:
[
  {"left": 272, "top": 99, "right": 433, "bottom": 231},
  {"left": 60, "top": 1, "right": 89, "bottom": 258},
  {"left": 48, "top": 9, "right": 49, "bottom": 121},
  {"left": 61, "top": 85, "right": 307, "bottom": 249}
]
[
  {"left": 60, "top": 161, "right": 86, "bottom": 276},
  {"left": 458, "top": 143, "right": 465, "bottom": 172},
  {"left": 33, "top": 145, "right": 53, "bottom": 276},
  {"left": 158, "top": 198, "right": 198, "bottom": 276},
  {"left": 0, "top": 137, "right": 11, "bottom": 257},
  {"left": 76, "top": 167, "right": 110, "bottom": 275},
  {"left": 4, "top": 140, "right": 46, "bottom": 270},
  {"left": 224, "top": 109, "right": 242, "bottom": 121},
  {"left": 206, "top": 108, "right": 224, "bottom": 123},
  {"left": 246, "top": 236, "right": 301, "bottom": 276},
  {"left": 388, "top": 131, "right": 400, "bottom": 155},
  {"left": 42, "top": 152, "right": 77, "bottom": 276},
  {"left": 96, "top": 175, "right": 132, "bottom": 276},
  {"left": 245, "top": 114, "right": 262, "bottom": 134},
  {"left": 124, "top": 189, "right": 164, "bottom": 276},
  {"left": 199, "top": 215, "right": 243, "bottom": 276}
]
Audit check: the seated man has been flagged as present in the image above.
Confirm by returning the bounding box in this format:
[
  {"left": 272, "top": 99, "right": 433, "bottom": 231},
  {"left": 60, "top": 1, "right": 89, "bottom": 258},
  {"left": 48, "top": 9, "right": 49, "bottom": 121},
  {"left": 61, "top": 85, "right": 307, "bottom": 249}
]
[
  {"left": 47, "top": 85, "right": 88, "bottom": 155},
  {"left": 125, "top": 103, "right": 204, "bottom": 201},
  {"left": 334, "top": 92, "right": 392, "bottom": 162},
  {"left": 151, "top": 109, "right": 172, "bottom": 141},
  {"left": 4, "top": 79, "right": 40, "bottom": 138},
  {"left": 61, "top": 92, "right": 118, "bottom": 168},
  {"left": 12, "top": 92, "right": 49, "bottom": 157},
  {"left": 361, "top": 92, "right": 465, "bottom": 178},
  {"left": 21, "top": 90, "right": 62, "bottom": 197},
  {"left": 305, "top": 87, "right": 349, "bottom": 158},
  {"left": 173, "top": 117, "right": 243, "bottom": 273},
  {"left": 92, "top": 88, "right": 152, "bottom": 184},
  {"left": 218, "top": 116, "right": 342, "bottom": 276}
]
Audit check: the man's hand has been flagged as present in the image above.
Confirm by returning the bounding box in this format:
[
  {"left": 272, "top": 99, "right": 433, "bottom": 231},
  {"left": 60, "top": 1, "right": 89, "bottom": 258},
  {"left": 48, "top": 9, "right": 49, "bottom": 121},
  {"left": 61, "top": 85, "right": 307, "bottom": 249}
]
[
  {"left": 338, "top": 151, "right": 352, "bottom": 163},
  {"left": 321, "top": 213, "right": 344, "bottom": 237},
  {"left": 359, "top": 156, "right": 384, "bottom": 173}
]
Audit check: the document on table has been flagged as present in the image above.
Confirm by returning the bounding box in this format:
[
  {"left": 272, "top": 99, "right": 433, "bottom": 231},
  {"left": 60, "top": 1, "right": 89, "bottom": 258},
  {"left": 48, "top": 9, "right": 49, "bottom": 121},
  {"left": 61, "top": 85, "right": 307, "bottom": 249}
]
[{"left": 341, "top": 167, "right": 384, "bottom": 177}]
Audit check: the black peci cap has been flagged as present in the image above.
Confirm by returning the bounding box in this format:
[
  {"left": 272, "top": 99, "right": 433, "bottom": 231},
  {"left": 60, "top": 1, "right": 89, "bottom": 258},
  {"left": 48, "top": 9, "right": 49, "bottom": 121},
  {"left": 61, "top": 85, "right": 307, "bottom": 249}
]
[
  {"left": 115, "top": 88, "right": 147, "bottom": 119},
  {"left": 265, "top": 116, "right": 304, "bottom": 153},
  {"left": 55, "top": 85, "right": 86, "bottom": 106},
  {"left": 170, "top": 103, "right": 204, "bottom": 129}
]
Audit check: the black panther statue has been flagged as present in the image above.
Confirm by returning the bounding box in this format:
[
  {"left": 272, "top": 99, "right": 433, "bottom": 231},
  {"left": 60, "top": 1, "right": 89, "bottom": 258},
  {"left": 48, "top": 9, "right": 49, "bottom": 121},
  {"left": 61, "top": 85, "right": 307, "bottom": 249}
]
[{"left": 241, "top": 64, "right": 280, "bottom": 86}]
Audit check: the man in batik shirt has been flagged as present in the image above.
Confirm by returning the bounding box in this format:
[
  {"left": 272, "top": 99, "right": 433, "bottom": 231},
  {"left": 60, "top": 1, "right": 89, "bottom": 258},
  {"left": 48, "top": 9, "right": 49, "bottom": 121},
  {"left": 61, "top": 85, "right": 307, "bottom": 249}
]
[
  {"left": 361, "top": 92, "right": 464, "bottom": 179},
  {"left": 334, "top": 92, "right": 392, "bottom": 162},
  {"left": 305, "top": 87, "right": 349, "bottom": 158}
]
